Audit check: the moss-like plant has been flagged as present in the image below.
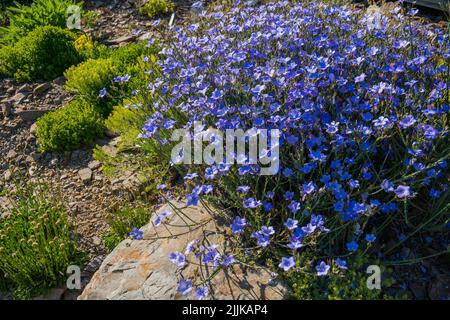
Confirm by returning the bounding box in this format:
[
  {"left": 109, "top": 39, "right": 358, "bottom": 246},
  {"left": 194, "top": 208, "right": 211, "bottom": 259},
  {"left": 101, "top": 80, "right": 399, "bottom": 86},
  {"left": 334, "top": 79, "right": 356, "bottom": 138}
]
[
  {"left": 36, "top": 99, "right": 104, "bottom": 152},
  {"left": 0, "top": 26, "right": 81, "bottom": 82}
]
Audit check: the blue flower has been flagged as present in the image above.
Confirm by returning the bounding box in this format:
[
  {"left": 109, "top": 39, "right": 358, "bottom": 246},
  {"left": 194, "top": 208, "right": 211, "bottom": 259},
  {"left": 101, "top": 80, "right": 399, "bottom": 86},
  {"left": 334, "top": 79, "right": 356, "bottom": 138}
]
[
  {"left": 236, "top": 185, "right": 250, "bottom": 193},
  {"left": 316, "top": 261, "right": 330, "bottom": 276},
  {"left": 398, "top": 115, "right": 416, "bottom": 129},
  {"left": 394, "top": 185, "right": 411, "bottom": 199},
  {"left": 288, "top": 200, "right": 301, "bottom": 214},
  {"left": 335, "top": 258, "right": 347, "bottom": 270},
  {"left": 177, "top": 280, "right": 193, "bottom": 296},
  {"left": 346, "top": 241, "right": 359, "bottom": 252},
  {"left": 221, "top": 255, "right": 236, "bottom": 266},
  {"left": 129, "top": 228, "right": 143, "bottom": 240},
  {"left": 284, "top": 218, "right": 298, "bottom": 230},
  {"left": 230, "top": 216, "right": 247, "bottom": 234},
  {"left": 303, "top": 182, "right": 316, "bottom": 195},
  {"left": 365, "top": 233, "right": 376, "bottom": 243},
  {"left": 98, "top": 87, "right": 107, "bottom": 98},
  {"left": 251, "top": 226, "right": 274, "bottom": 247},
  {"left": 153, "top": 210, "right": 172, "bottom": 227},
  {"left": 194, "top": 286, "right": 209, "bottom": 300},
  {"left": 186, "top": 193, "right": 200, "bottom": 206},
  {"left": 243, "top": 197, "right": 261, "bottom": 209},
  {"left": 169, "top": 251, "right": 186, "bottom": 267},
  {"left": 278, "top": 256, "right": 296, "bottom": 271},
  {"left": 263, "top": 202, "right": 273, "bottom": 212}
]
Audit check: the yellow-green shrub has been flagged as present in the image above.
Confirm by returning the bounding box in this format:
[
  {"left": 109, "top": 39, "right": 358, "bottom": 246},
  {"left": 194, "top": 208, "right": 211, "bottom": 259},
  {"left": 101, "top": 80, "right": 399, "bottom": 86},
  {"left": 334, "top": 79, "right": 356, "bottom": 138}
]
[
  {"left": 65, "top": 58, "right": 116, "bottom": 102},
  {"left": 36, "top": 99, "right": 104, "bottom": 152},
  {"left": 0, "top": 26, "right": 81, "bottom": 82},
  {"left": 139, "top": 0, "right": 174, "bottom": 18}
]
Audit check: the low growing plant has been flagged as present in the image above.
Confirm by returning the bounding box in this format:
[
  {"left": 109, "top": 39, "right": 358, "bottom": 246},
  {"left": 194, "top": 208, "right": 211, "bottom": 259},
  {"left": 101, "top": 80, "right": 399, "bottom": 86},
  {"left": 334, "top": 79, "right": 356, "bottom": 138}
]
[
  {"left": 0, "top": 0, "right": 83, "bottom": 45},
  {"left": 36, "top": 99, "right": 104, "bottom": 152},
  {"left": 0, "top": 25, "right": 81, "bottom": 82},
  {"left": 139, "top": 0, "right": 174, "bottom": 18},
  {"left": 103, "top": 204, "right": 150, "bottom": 251},
  {"left": 0, "top": 180, "right": 84, "bottom": 299}
]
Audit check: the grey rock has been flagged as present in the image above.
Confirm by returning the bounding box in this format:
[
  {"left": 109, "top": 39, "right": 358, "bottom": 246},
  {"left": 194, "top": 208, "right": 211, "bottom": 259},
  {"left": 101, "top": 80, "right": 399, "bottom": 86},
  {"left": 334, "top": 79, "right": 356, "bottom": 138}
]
[
  {"left": 16, "top": 109, "right": 51, "bottom": 122},
  {"left": 6, "top": 150, "right": 17, "bottom": 160},
  {"left": 88, "top": 160, "right": 102, "bottom": 170},
  {"left": 1, "top": 103, "right": 11, "bottom": 117},
  {"left": 17, "top": 84, "right": 32, "bottom": 93},
  {"left": 79, "top": 168, "right": 93, "bottom": 183},
  {"left": 33, "top": 82, "right": 52, "bottom": 96},
  {"left": 10, "top": 92, "right": 29, "bottom": 104},
  {"left": 52, "top": 76, "right": 66, "bottom": 86},
  {"left": 79, "top": 201, "right": 288, "bottom": 300},
  {"left": 29, "top": 123, "right": 38, "bottom": 135},
  {"left": 106, "top": 34, "right": 136, "bottom": 45},
  {"left": 4, "top": 169, "right": 12, "bottom": 181}
]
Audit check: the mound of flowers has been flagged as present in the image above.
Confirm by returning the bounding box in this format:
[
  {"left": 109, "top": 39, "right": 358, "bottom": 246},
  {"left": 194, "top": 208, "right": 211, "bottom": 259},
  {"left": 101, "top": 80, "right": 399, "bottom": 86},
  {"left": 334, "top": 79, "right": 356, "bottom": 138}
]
[{"left": 125, "top": 0, "right": 449, "bottom": 299}]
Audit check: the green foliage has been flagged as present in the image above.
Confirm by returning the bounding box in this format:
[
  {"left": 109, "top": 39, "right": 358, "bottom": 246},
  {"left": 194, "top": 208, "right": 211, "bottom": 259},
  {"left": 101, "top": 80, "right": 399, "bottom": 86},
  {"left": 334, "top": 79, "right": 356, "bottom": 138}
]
[
  {"left": 139, "top": 0, "right": 174, "bottom": 18},
  {"left": 65, "top": 42, "right": 159, "bottom": 116},
  {"left": 36, "top": 99, "right": 104, "bottom": 152},
  {"left": 105, "top": 101, "right": 148, "bottom": 148},
  {"left": 65, "top": 58, "right": 116, "bottom": 113},
  {"left": 0, "top": 181, "right": 84, "bottom": 299},
  {"left": 0, "top": 26, "right": 81, "bottom": 82},
  {"left": 103, "top": 204, "right": 149, "bottom": 251},
  {"left": 287, "top": 254, "right": 393, "bottom": 300},
  {"left": 0, "top": 0, "right": 83, "bottom": 45}
]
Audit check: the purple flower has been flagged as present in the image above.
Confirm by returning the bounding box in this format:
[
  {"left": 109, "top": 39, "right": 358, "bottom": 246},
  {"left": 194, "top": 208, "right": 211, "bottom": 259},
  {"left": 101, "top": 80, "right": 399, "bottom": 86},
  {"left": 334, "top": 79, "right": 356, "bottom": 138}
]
[
  {"left": 230, "top": 216, "right": 247, "bottom": 234},
  {"left": 251, "top": 84, "right": 265, "bottom": 95},
  {"left": 221, "top": 254, "right": 236, "bottom": 266},
  {"left": 243, "top": 197, "right": 262, "bottom": 209},
  {"left": 177, "top": 280, "right": 192, "bottom": 296},
  {"left": 394, "top": 185, "right": 411, "bottom": 199},
  {"left": 278, "top": 256, "right": 296, "bottom": 271},
  {"left": 98, "top": 87, "right": 107, "bottom": 98},
  {"left": 113, "top": 74, "right": 131, "bottom": 83},
  {"left": 288, "top": 200, "right": 301, "bottom": 214},
  {"left": 284, "top": 218, "right": 298, "bottom": 230},
  {"left": 129, "top": 227, "right": 143, "bottom": 240},
  {"left": 184, "top": 172, "right": 199, "bottom": 180},
  {"left": 186, "top": 193, "right": 200, "bottom": 206},
  {"left": 185, "top": 239, "right": 198, "bottom": 255},
  {"left": 335, "top": 258, "right": 347, "bottom": 270},
  {"left": 325, "top": 121, "right": 339, "bottom": 134},
  {"left": 194, "top": 286, "right": 209, "bottom": 300},
  {"left": 211, "top": 89, "right": 223, "bottom": 100},
  {"left": 263, "top": 202, "right": 273, "bottom": 212},
  {"left": 381, "top": 179, "right": 395, "bottom": 192},
  {"left": 316, "top": 261, "right": 330, "bottom": 276},
  {"left": 423, "top": 125, "right": 438, "bottom": 140},
  {"left": 169, "top": 251, "right": 186, "bottom": 268},
  {"left": 398, "top": 115, "right": 416, "bottom": 129},
  {"left": 236, "top": 186, "right": 250, "bottom": 193},
  {"left": 303, "top": 182, "right": 316, "bottom": 195},
  {"left": 354, "top": 73, "right": 366, "bottom": 83},
  {"left": 287, "top": 236, "right": 304, "bottom": 249},
  {"left": 346, "top": 241, "right": 359, "bottom": 252},
  {"left": 365, "top": 233, "right": 376, "bottom": 243},
  {"left": 153, "top": 209, "right": 172, "bottom": 227},
  {"left": 251, "top": 226, "right": 274, "bottom": 247}
]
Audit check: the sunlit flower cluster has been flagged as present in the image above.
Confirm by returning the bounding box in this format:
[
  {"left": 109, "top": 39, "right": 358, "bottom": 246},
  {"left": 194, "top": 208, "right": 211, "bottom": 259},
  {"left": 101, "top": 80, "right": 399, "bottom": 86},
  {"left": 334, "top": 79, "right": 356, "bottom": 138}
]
[{"left": 135, "top": 0, "right": 449, "bottom": 298}]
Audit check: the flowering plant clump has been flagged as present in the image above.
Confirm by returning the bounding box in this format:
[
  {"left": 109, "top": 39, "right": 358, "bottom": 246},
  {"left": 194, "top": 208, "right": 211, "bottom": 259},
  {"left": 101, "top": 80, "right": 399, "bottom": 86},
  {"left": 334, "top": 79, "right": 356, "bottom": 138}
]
[{"left": 121, "top": 0, "right": 449, "bottom": 298}]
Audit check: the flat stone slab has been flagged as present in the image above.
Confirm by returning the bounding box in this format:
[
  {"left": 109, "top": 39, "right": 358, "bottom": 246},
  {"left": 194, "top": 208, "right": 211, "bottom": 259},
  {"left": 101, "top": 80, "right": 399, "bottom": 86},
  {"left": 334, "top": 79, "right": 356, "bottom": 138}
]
[{"left": 79, "top": 201, "right": 288, "bottom": 300}]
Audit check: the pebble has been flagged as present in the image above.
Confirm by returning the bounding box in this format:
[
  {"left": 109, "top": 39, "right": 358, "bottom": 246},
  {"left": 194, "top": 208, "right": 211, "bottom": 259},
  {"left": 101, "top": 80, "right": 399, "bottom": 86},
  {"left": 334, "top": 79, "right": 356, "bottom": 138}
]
[{"left": 78, "top": 168, "right": 93, "bottom": 184}]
